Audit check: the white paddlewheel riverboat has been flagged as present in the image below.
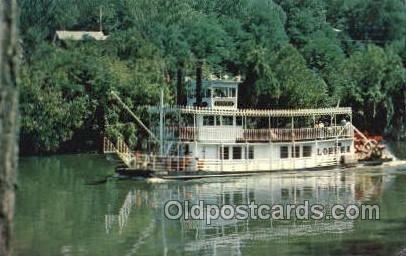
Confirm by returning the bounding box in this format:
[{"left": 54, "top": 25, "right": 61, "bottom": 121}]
[{"left": 103, "top": 79, "right": 386, "bottom": 178}]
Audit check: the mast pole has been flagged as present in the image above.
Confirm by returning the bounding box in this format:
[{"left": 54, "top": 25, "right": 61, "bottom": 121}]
[
  {"left": 110, "top": 91, "right": 158, "bottom": 141},
  {"left": 159, "top": 88, "right": 164, "bottom": 155}
]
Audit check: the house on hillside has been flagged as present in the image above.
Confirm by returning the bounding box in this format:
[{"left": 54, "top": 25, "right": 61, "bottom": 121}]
[{"left": 53, "top": 30, "right": 108, "bottom": 43}]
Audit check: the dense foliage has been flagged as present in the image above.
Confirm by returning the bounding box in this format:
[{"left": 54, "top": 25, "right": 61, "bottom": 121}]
[{"left": 19, "top": 0, "right": 406, "bottom": 154}]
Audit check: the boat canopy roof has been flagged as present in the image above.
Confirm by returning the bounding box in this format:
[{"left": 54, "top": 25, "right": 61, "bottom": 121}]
[{"left": 145, "top": 106, "right": 352, "bottom": 117}]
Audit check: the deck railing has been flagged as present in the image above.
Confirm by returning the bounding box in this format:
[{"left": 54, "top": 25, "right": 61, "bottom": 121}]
[
  {"left": 165, "top": 125, "right": 352, "bottom": 142},
  {"left": 103, "top": 137, "right": 198, "bottom": 171},
  {"left": 133, "top": 154, "right": 197, "bottom": 172},
  {"left": 269, "top": 126, "right": 353, "bottom": 142},
  {"left": 103, "top": 137, "right": 133, "bottom": 167}
]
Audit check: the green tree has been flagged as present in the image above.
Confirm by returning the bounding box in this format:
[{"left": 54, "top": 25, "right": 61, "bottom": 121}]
[
  {"left": 20, "top": 44, "right": 93, "bottom": 153},
  {"left": 229, "top": 0, "right": 288, "bottom": 107},
  {"left": 275, "top": 0, "right": 331, "bottom": 48},
  {"left": 270, "top": 44, "right": 329, "bottom": 108},
  {"left": 333, "top": 45, "right": 406, "bottom": 136},
  {"left": 326, "top": 0, "right": 406, "bottom": 45},
  {"left": 302, "top": 35, "right": 345, "bottom": 95},
  {"left": 16, "top": 0, "right": 406, "bottom": 156},
  {"left": 184, "top": 15, "right": 230, "bottom": 106}
]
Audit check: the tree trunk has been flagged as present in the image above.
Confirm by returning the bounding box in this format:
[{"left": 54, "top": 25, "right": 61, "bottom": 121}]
[
  {"left": 0, "top": 1, "right": 19, "bottom": 256},
  {"left": 195, "top": 60, "right": 203, "bottom": 107}
]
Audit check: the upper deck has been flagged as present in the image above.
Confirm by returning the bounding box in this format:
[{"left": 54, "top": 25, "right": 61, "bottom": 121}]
[
  {"left": 156, "top": 106, "right": 353, "bottom": 143},
  {"left": 147, "top": 101, "right": 353, "bottom": 144},
  {"left": 147, "top": 78, "right": 353, "bottom": 144}
]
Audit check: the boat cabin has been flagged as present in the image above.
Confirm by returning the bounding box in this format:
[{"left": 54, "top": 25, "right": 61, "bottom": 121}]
[{"left": 186, "top": 79, "right": 238, "bottom": 109}]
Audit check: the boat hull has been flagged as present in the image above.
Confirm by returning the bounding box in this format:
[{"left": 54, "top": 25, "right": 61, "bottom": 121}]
[{"left": 114, "top": 160, "right": 385, "bottom": 180}]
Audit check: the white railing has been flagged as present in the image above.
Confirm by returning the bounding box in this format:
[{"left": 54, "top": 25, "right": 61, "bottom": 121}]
[
  {"left": 131, "top": 154, "right": 197, "bottom": 172},
  {"left": 103, "top": 137, "right": 198, "bottom": 171},
  {"left": 270, "top": 125, "right": 353, "bottom": 142},
  {"left": 166, "top": 125, "right": 353, "bottom": 142},
  {"left": 103, "top": 137, "right": 116, "bottom": 153},
  {"left": 145, "top": 105, "right": 352, "bottom": 117},
  {"left": 103, "top": 137, "right": 133, "bottom": 167}
]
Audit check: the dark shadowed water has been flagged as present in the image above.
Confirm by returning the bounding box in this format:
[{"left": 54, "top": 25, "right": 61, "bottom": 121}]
[{"left": 13, "top": 143, "right": 406, "bottom": 256}]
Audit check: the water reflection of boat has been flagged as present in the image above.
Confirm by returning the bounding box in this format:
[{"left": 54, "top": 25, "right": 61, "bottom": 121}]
[{"left": 104, "top": 168, "right": 394, "bottom": 254}]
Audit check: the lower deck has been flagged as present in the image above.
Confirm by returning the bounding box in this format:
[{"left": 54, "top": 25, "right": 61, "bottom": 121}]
[
  {"left": 103, "top": 136, "right": 357, "bottom": 176},
  {"left": 183, "top": 138, "right": 356, "bottom": 172}
]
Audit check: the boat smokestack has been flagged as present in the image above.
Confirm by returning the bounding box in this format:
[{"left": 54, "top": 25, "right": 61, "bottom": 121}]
[{"left": 195, "top": 61, "right": 203, "bottom": 106}]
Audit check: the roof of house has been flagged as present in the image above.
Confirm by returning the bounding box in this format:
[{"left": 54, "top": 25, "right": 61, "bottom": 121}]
[{"left": 55, "top": 30, "right": 108, "bottom": 41}]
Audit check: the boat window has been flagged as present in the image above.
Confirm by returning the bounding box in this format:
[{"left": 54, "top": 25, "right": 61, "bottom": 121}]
[
  {"left": 214, "top": 88, "right": 220, "bottom": 97},
  {"left": 230, "top": 88, "right": 236, "bottom": 97},
  {"left": 329, "top": 148, "right": 333, "bottom": 154},
  {"left": 347, "top": 146, "right": 350, "bottom": 153},
  {"left": 214, "top": 88, "right": 226, "bottom": 97},
  {"left": 221, "top": 146, "right": 229, "bottom": 160},
  {"left": 292, "top": 146, "right": 300, "bottom": 158},
  {"left": 341, "top": 146, "right": 345, "bottom": 153},
  {"left": 203, "top": 116, "right": 214, "bottom": 126},
  {"left": 233, "top": 147, "right": 242, "bottom": 159},
  {"left": 303, "top": 146, "right": 312, "bottom": 157},
  {"left": 215, "top": 116, "right": 221, "bottom": 126},
  {"left": 280, "top": 146, "right": 289, "bottom": 159},
  {"left": 248, "top": 146, "right": 254, "bottom": 159},
  {"left": 222, "top": 116, "right": 233, "bottom": 126},
  {"left": 236, "top": 116, "right": 243, "bottom": 126}
]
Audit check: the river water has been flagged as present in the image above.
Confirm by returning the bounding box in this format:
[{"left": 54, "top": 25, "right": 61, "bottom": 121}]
[{"left": 13, "top": 143, "right": 406, "bottom": 256}]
